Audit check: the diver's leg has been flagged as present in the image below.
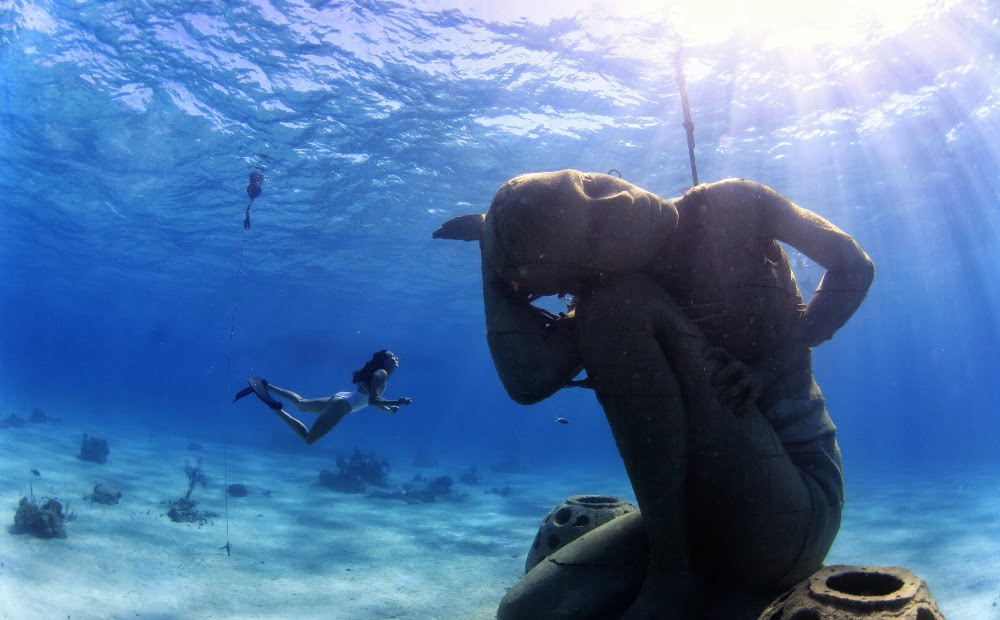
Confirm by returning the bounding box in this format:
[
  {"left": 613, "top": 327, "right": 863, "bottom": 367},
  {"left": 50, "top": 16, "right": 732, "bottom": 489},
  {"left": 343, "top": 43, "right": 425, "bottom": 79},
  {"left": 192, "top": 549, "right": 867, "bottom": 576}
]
[
  {"left": 265, "top": 385, "right": 329, "bottom": 413},
  {"left": 301, "top": 399, "right": 352, "bottom": 444},
  {"left": 272, "top": 399, "right": 351, "bottom": 445},
  {"left": 575, "top": 275, "right": 698, "bottom": 619},
  {"left": 271, "top": 408, "right": 310, "bottom": 441}
]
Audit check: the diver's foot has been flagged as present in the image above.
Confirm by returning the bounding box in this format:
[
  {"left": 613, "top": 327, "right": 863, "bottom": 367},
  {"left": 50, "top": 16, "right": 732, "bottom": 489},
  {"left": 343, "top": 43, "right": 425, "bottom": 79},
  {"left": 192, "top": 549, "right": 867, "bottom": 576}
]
[
  {"left": 248, "top": 376, "right": 283, "bottom": 410},
  {"left": 620, "top": 570, "right": 701, "bottom": 620}
]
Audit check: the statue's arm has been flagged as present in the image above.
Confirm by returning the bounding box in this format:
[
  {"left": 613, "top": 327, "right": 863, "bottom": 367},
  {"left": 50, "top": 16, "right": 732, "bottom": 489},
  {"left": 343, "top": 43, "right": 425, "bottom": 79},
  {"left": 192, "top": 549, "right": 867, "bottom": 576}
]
[
  {"left": 481, "top": 246, "right": 583, "bottom": 405},
  {"left": 760, "top": 182, "right": 874, "bottom": 346},
  {"left": 705, "top": 180, "right": 876, "bottom": 347},
  {"left": 433, "top": 215, "right": 582, "bottom": 404}
]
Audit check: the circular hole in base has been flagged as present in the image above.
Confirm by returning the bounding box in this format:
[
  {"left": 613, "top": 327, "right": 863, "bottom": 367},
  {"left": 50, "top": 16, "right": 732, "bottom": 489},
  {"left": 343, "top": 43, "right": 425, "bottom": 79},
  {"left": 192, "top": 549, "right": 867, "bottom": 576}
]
[{"left": 826, "top": 571, "right": 903, "bottom": 597}]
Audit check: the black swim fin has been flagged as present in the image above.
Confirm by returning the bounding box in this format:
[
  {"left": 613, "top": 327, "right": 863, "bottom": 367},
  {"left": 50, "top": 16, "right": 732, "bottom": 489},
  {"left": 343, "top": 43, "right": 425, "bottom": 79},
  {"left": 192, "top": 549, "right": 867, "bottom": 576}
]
[
  {"left": 234, "top": 376, "right": 284, "bottom": 410},
  {"left": 233, "top": 386, "right": 253, "bottom": 402}
]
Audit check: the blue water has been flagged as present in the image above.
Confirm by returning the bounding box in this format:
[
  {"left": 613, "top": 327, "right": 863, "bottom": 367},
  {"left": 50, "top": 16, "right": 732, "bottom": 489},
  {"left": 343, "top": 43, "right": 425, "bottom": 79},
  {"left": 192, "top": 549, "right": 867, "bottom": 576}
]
[{"left": 1, "top": 0, "right": 998, "bottom": 609}]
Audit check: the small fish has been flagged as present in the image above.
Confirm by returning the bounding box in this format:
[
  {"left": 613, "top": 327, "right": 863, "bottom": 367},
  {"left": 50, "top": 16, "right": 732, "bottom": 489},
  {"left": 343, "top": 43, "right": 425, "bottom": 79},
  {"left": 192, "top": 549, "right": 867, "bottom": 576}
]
[
  {"left": 30, "top": 469, "right": 41, "bottom": 477},
  {"left": 555, "top": 417, "right": 570, "bottom": 425}
]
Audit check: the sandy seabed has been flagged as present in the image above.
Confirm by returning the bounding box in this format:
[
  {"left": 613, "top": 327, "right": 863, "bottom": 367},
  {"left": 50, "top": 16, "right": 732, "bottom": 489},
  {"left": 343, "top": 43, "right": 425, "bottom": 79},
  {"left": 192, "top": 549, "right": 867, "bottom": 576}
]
[{"left": 1, "top": 419, "right": 998, "bottom": 619}]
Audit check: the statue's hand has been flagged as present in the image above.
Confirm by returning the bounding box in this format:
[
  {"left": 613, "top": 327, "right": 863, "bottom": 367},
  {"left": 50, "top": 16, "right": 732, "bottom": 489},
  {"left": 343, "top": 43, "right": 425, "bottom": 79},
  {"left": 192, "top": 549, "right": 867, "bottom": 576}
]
[
  {"left": 432, "top": 214, "right": 486, "bottom": 241},
  {"left": 706, "top": 347, "right": 760, "bottom": 415}
]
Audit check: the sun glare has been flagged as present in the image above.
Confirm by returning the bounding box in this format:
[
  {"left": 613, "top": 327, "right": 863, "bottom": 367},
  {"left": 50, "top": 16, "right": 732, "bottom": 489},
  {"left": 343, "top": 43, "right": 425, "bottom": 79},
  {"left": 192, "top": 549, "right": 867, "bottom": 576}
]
[
  {"left": 426, "top": 0, "right": 946, "bottom": 52},
  {"left": 663, "top": 0, "right": 944, "bottom": 49}
]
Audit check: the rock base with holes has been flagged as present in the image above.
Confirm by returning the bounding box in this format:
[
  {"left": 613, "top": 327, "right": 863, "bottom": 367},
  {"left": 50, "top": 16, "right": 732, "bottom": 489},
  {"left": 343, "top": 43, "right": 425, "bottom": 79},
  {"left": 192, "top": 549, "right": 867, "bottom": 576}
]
[
  {"left": 757, "top": 565, "right": 944, "bottom": 620},
  {"left": 524, "top": 495, "right": 638, "bottom": 573}
]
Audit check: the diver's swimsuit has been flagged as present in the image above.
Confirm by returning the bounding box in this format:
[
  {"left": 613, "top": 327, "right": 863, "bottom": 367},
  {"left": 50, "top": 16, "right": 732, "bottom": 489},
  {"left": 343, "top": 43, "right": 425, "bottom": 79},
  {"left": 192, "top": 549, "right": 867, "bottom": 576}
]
[{"left": 334, "top": 388, "right": 371, "bottom": 413}]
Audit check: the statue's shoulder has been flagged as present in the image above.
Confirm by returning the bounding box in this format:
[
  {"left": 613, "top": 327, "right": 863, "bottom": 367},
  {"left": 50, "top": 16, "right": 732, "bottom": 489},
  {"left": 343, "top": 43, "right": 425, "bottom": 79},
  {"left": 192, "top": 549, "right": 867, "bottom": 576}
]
[{"left": 679, "top": 178, "right": 782, "bottom": 212}]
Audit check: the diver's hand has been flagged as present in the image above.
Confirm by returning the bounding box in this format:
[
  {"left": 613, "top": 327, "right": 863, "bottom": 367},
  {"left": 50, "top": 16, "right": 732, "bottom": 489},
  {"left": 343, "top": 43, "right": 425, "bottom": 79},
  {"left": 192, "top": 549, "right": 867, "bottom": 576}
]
[
  {"left": 388, "top": 406, "right": 399, "bottom": 414},
  {"left": 433, "top": 214, "right": 486, "bottom": 241},
  {"left": 707, "top": 347, "right": 760, "bottom": 415},
  {"left": 398, "top": 397, "right": 413, "bottom": 405}
]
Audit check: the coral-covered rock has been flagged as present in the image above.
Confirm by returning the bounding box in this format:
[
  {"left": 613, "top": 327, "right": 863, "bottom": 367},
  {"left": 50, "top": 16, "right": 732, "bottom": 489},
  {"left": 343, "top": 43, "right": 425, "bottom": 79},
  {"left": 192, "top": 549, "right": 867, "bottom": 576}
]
[
  {"left": 13, "top": 496, "right": 70, "bottom": 538},
  {"left": 78, "top": 434, "right": 110, "bottom": 464},
  {"left": 318, "top": 448, "right": 390, "bottom": 493},
  {"left": 91, "top": 484, "right": 122, "bottom": 505}
]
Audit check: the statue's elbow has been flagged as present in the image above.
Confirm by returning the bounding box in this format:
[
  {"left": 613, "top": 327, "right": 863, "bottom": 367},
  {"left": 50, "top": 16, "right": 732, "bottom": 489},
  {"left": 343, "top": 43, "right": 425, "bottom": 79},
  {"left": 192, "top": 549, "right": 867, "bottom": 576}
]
[
  {"left": 508, "top": 389, "right": 549, "bottom": 406},
  {"left": 862, "top": 255, "right": 876, "bottom": 290},
  {"left": 497, "top": 370, "right": 562, "bottom": 405}
]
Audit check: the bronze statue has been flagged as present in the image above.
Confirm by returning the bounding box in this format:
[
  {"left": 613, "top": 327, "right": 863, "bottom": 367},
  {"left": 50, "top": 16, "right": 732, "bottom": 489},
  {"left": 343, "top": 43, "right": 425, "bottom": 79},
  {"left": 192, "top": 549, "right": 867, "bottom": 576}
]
[{"left": 434, "top": 170, "right": 874, "bottom": 619}]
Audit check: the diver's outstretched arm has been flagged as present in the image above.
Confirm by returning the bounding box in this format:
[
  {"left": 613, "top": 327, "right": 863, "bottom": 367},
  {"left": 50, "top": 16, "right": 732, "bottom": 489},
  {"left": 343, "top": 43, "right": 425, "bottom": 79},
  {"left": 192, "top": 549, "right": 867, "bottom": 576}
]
[{"left": 366, "top": 369, "right": 412, "bottom": 410}]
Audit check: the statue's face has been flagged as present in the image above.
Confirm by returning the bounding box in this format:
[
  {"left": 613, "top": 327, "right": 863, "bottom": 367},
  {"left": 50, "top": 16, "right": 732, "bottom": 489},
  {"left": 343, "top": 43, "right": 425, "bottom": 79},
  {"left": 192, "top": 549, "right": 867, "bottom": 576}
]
[{"left": 483, "top": 170, "right": 678, "bottom": 296}]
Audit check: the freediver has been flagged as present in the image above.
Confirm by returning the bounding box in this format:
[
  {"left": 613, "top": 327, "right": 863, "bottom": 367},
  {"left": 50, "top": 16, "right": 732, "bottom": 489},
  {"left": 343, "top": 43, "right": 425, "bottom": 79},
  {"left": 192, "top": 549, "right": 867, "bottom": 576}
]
[{"left": 235, "top": 350, "right": 413, "bottom": 445}]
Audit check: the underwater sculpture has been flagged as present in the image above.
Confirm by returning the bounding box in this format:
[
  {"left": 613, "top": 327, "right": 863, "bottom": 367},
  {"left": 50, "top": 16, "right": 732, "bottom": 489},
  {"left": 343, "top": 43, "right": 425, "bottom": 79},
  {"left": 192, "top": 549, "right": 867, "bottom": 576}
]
[
  {"left": 525, "top": 495, "right": 638, "bottom": 574},
  {"left": 434, "top": 170, "right": 875, "bottom": 619},
  {"left": 758, "top": 565, "right": 944, "bottom": 619}
]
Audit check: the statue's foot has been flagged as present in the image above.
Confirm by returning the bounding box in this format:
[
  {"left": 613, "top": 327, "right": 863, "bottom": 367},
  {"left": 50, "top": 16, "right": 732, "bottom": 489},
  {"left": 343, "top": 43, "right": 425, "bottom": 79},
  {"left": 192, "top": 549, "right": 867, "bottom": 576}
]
[{"left": 620, "top": 569, "right": 701, "bottom": 620}]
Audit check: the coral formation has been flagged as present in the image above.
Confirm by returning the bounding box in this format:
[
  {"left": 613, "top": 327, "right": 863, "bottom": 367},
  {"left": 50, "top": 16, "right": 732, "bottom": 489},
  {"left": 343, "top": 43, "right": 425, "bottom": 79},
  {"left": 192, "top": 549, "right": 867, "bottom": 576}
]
[
  {"left": 227, "top": 484, "right": 248, "bottom": 497},
  {"left": 318, "top": 448, "right": 390, "bottom": 493},
  {"left": 369, "top": 474, "right": 466, "bottom": 504},
  {"left": 458, "top": 466, "right": 480, "bottom": 484},
  {"left": 12, "top": 491, "right": 74, "bottom": 539},
  {"left": 182, "top": 459, "right": 207, "bottom": 499},
  {"left": 0, "top": 414, "right": 25, "bottom": 429},
  {"left": 166, "top": 459, "right": 216, "bottom": 524},
  {"left": 89, "top": 484, "right": 122, "bottom": 505},
  {"left": 78, "top": 434, "right": 110, "bottom": 464},
  {"left": 30, "top": 407, "right": 51, "bottom": 424}
]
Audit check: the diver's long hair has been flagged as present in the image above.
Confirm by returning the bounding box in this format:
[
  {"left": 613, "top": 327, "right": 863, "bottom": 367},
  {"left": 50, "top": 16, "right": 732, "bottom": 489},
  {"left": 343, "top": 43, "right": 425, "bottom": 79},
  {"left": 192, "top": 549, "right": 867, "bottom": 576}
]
[{"left": 352, "top": 350, "right": 393, "bottom": 385}]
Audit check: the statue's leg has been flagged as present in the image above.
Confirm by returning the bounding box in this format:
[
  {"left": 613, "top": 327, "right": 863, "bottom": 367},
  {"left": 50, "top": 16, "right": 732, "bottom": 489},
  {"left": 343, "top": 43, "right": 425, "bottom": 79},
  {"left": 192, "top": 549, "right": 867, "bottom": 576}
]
[
  {"left": 575, "top": 276, "right": 699, "bottom": 618},
  {"left": 576, "top": 275, "right": 842, "bottom": 618}
]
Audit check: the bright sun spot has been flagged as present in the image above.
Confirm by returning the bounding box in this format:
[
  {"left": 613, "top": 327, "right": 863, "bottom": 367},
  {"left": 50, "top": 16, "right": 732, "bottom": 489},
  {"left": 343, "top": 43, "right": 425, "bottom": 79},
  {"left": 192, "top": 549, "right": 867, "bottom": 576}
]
[
  {"left": 422, "top": 0, "right": 945, "bottom": 51},
  {"left": 662, "top": 0, "right": 941, "bottom": 49}
]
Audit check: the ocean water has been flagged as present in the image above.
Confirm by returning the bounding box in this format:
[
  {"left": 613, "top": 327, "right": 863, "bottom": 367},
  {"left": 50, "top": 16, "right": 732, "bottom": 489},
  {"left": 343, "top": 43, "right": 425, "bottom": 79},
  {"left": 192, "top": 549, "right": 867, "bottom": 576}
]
[{"left": 1, "top": 0, "right": 999, "bottom": 618}]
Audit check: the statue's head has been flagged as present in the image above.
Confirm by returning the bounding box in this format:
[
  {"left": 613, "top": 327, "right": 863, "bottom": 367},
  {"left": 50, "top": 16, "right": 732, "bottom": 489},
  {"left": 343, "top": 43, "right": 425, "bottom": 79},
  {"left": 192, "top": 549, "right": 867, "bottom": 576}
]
[{"left": 483, "top": 170, "right": 678, "bottom": 296}]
